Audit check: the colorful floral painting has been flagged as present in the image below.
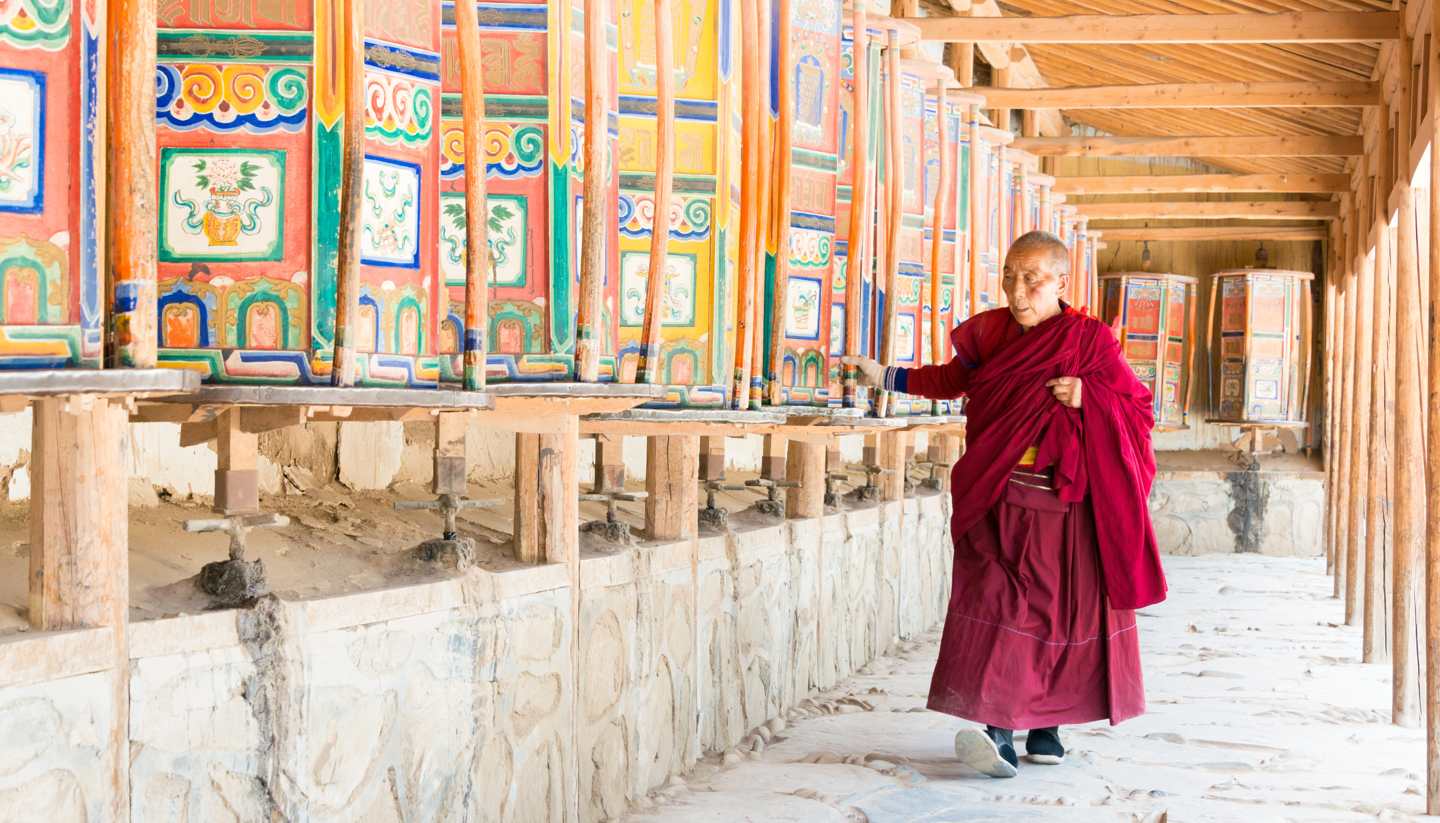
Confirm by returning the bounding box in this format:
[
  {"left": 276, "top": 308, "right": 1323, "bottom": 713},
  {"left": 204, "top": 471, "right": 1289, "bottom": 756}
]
[
  {"left": 785, "top": 276, "right": 822, "bottom": 340},
  {"left": 439, "top": 191, "right": 526, "bottom": 288},
  {"left": 364, "top": 70, "right": 434, "bottom": 147},
  {"left": 619, "top": 250, "right": 695, "bottom": 327},
  {"left": 894, "top": 314, "right": 915, "bottom": 363},
  {"left": 828, "top": 303, "right": 844, "bottom": 356},
  {"left": 361, "top": 155, "right": 420, "bottom": 268},
  {"left": 0, "top": 68, "right": 42, "bottom": 213},
  {"left": 0, "top": 0, "right": 70, "bottom": 49},
  {"left": 156, "top": 63, "right": 308, "bottom": 134},
  {"left": 160, "top": 147, "right": 285, "bottom": 261}
]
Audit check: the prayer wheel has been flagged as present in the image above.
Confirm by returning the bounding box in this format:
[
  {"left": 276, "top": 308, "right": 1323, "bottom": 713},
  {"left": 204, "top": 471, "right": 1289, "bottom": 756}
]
[
  {"left": 154, "top": 0, "right": 447, "bottom": 385},
  {"left": 972, "top": 126, "right": 1012, "bottom": 313},
  {"left": 610, "top": 0, "right": 740, "bottom": 406},
  {"left": 767, "top": 0, "right": 845, "bottom": 408},
  {"left": 437, "top": 0, "right": 617, "bottom": 385},
  {"left": 0, "top": 0, "right": 103, "bottom": 368},
  {"left": 1206, "top": 268, "right": 1315, "bottom": 424},
  {"left": 1099, "top": 272, "right": 1200, "bottom": 430}
]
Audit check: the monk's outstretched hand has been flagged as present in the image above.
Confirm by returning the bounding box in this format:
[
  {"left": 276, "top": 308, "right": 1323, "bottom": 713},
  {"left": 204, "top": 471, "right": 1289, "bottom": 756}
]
[
  {"left": 841, "top": 356, "right": 885, "bottom": 388},
  {"left": 1046, "top": 376, "right": 1082, "bottom": 408}
]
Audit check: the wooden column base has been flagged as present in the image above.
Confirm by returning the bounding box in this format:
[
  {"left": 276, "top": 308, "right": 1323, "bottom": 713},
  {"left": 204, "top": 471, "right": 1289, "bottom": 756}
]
[
  {"left": 514, "top": 421, "right": 580, "bottom": 564},
  {"left": 785, "top": 439, "right": 826, "bottom": 519},
  {"left": 878, "top": 431, "right": 907, "bottom": 502},
  {"left": 646, "top": 435, "right": 699, "bottom": 541}
]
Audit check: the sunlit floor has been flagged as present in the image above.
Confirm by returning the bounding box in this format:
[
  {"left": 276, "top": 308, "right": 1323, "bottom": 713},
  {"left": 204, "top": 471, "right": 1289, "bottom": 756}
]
[{"left": 625, "top": 555, "right": 1425, "bottom": 822}]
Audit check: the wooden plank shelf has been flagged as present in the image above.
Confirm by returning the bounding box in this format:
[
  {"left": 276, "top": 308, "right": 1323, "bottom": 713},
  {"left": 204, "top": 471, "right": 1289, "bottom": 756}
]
[
  {"left": 581, "top": 408, "right": 788, "bottom": 438},
  {"left": 0, "top": 370, "right": 200, "bottom": 409}
]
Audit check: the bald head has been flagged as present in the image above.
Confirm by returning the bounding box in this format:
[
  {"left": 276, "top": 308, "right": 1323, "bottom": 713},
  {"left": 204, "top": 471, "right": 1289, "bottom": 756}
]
[
  {"left": 1006, "top": 231, "right": 1071, "bottom": 277},
  {"left": 1002, "top": 231, "right": 1072, "bottom": 328}
]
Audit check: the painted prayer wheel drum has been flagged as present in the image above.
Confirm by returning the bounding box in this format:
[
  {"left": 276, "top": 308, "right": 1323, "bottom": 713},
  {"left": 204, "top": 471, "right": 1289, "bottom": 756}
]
[
  {"left": 767, "top": 0, "right": 842, "bottom": 407},
  {"left": 612, "top": 0, "right": 739, "bottom": 406},
  {"left": 1209, "top": 268, "right": 1314, "bottom": 424},
  {"left": 0, "top": 0, "right": 103, "bottom": 368},
  {"left": 154, "top": 0, "right": 443, "bottom": 386},
  {"left": 827, "top": 13, "right": 901, "bottom": 407},
  {"left": 438, "top": 0, "right": 617, "bottom": 384},
  {"left": 883, "top": 58, "right": 932, "bottom": 416},
  {"left": 1099, "top": 272, "right": 1199, "bottom": 430}
]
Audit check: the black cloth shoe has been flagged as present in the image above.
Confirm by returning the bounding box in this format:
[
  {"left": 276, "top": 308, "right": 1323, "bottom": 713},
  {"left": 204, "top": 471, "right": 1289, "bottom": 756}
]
[
  {"left": 1025, "top": 726, "right": 1065, "bottom": 765},
  {"left": 954, "top": 725, "right": 1018, "bottom": 778}
]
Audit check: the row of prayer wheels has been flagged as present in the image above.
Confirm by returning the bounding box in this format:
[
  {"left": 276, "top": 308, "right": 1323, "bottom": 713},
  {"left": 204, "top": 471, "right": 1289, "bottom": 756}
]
[
  {"left": 1100, "top": 269, "right": 1314, "bottom": 430},
  {"left": 0, "top": 0, "right": 1306, "bottom": 430}
]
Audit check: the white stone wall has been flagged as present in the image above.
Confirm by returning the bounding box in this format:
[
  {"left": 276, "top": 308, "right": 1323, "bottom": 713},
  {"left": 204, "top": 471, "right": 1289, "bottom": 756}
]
[
  {"left": 0, "top": 494, "right": 952, "bottom": 823},
  {"left": 1149, "top": 468, "right": 1326, "bottom": 557}
]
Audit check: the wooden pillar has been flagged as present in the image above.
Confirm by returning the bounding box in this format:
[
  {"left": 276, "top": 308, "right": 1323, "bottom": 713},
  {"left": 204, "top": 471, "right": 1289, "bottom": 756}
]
[
  {"left": 214, "top": 409, "right": 260, "bottom": 515},
  {"left": 434, "top": 412, "right": 468, "bottom": 496},
  {"left": 761, "top": 433, "right": 787, "bottom": 480},
  {"left": 29, "top": 396, "right": 131, "bottom": 820},
  {"left": 1348, "top": 189, "right": 1375, "bottom": 625},
  {"left": 1364, "top": 169, "right": 1394, "bottom": 662},
  {"left": 841, "top": 2, "right": 870, "bottom": 407},
  {"left": 1324, "top": 228, "right": 1343, "bottom": 577},
  {"left": 638, "top": 0, "right": 676, "bottom": 384},
  {"left": 1426, "top": 0, "right": 1440, "bottom": 803},
  {"left": 1336, "top": 202, "right": 1358, "bottom": 601},
  {"left": 575, "top": 0, "right": 610, "bottom": 381},
  {"left": 108, "top": 0, "right": 158, "bottom": 368},
  {"left": 514, "top": 423, "right": 579, "bottom": 565},
  {"left": 765, "top": 0, "right": 795, "bottom": 406},
  {"left": 786, "top": 439, "right": 827, "bottom": 519},
  {"left": 733, "top": 0, "right": 764, "bottom": 409},
  {"left": 1396, "top": 177, "right": 1425, "bottom": 726},
  {"left": 331, "top": 0, "right": 365, "bottom": 386},
  {"left": 700, "top": 436, "right": 726, "bottom": 481},
  {"left": 454, "top": 0, "right": 490, "bottom": 389},
  {"left": 646, "top": 435, "right": 699, "bottom": 541},
  {"left": 594, "top": 433, "right": 626, "bottom": 492},
  {"left": 878, "top": 430, "right": 907, "bottom": 501}
]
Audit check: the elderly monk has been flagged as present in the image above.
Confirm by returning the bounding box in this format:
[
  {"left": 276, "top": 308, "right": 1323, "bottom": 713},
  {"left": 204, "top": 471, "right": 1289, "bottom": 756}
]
[{"left": 844, "top": 230, "right": 1165, "bottom": 778}]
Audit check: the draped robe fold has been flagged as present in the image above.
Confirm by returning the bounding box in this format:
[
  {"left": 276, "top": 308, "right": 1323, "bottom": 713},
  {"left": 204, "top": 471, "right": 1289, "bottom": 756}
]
[{"left": 895, "top": 305, "right": 1165, "bottom": 729}]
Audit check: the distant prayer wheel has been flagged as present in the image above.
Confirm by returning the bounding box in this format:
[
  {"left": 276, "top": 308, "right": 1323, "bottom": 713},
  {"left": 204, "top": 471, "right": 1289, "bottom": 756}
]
[
  {"left": 1205, "top": 268, "right": 1314, "bottom": 425},
  {"left": 1099, "top": 272, "right": 1200, "bottom": 430},
  {"left": 974, "top": 126, "right": 1012, "bottom": 312}
]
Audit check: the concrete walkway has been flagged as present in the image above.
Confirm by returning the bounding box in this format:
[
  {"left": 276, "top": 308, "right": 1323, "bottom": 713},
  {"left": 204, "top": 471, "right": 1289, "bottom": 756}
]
[{"left": 625, "top": 555, "right": 1425, "bottom": 822}]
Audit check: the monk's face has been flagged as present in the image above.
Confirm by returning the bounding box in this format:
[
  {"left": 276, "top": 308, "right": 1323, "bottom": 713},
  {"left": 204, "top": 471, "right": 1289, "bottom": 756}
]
[{"left": 1002, "top": 246, "right": 1068, "bottom": 328}]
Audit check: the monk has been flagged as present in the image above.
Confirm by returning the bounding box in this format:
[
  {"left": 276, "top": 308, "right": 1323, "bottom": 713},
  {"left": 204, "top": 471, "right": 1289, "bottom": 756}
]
[{"left": 844, "top": 230, "right": 1165, "bottom": 778}]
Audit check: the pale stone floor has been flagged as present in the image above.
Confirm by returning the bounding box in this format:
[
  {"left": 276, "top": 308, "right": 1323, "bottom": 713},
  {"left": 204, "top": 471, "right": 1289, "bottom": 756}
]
[{"left": 625, "top": 555, "right": 1426, "bottom": 822}]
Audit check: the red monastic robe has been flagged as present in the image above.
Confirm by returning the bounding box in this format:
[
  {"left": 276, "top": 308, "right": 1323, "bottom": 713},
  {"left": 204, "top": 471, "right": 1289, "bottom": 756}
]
[{"left": 896, "top": 305, "right": 1165, "bottom": 729}]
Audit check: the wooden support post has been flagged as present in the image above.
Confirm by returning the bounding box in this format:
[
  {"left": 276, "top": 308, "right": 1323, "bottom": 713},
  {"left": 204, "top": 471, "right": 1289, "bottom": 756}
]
[
  {"left": 108, "top": 0, "right": 158, "bottom": 368},
  {"left": 1396, "top": 177, "right": 1424, "bottom": 726},
  {"left": 786, "top": 439, "right": 827, "bottom": 519},
  {"left": 1336, "top": 203, "right": 1357, "bottom": 601},
  {"left": 29, "top": 396, "right": 131, "bottom": 820},
  {"left": 761, "top": 433, "right": 787, "bottom": 480},
  {"left": 331, "top": 0, "right": 364, "bottom": 386},
  {"left": 993, "top": 65, "right": 1012, "bottom": 132},
  {"left": 878, "top": 431, "right": 906, "bottom": 501},
  {"left": 1364, "top": 165, "right": 1394, "bottom": 662},
  {"left": 594, "top": 433, "right": 627, "bottom": 492},
  {"left": 766, "top": 0, "right": 794, "bottom": 406},
  {"left": 1427, "top": 0, "right": 1440, "bottom": 803},
  {"left": 638, "top": 0, "right": 675, "bottom": 384},
  {"left": 454, "top": 0, "right": 490, "bottom": 389},
  {"left": 434, "top": 412, "right": 468, "bottom": 496},
  {"left": 700, "top": 435, "right": 726, "bottom": 481},
  {"left": 733, "top": 0, "right": 763, "bottom": 409},
  {"left": 1324, "top": 229, "right": 1342, "bottom": 577},
  {"left": 1348, "top": 192, "right": 1374, "bottom": 624},
  {"left": 929, "top": 83, "right": 951, "bottom": 366},
  {"left": 646, "top": 435, "right": 699, "bottom": 541},
  {"left": 841, "top": 2, "right": 870, "bottom": 406},
  {"left": 514, "top": 424, "right": 580, "bottom": 565},
  {"left": 966, "top": 101, "right": 981, "bottom": 319},
  {"left": 214, "top": 409, "right": 260, "bottom": 515},
  {"left": 877, "top": 28, "right": 903, "bottom": 417},
  {"left": 575, "top": 0, "right": 610, "bottom": 382}
]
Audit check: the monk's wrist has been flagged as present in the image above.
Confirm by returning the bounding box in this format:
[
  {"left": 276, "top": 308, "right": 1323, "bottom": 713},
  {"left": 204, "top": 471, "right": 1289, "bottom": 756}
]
[{"left": 882, "top": 366, "right": 908, "bottom": 393}]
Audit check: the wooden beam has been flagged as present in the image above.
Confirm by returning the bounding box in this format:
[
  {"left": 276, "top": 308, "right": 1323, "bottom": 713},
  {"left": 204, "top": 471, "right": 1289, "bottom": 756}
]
[
  {"left": 911, "top": 12, "right": 1402, "bottom": 44},
  {"left": 645, "top": 435, "right": 699, "bottom": 541},
  {"left": 1077, "top": 201, "right": 1339, "bottom": 221},
  {"left": 977, "top": 82, "right": 1381, "bottom": 110},
  {"left": 1013, "top": 135, "right": 1365, "bottom": 157},
  {"left": 1054, "top": 174, "right": 1350, "bottom": 195},
  {"left": 1090, "top": 226, "right": 1327, "bottom": 242}
]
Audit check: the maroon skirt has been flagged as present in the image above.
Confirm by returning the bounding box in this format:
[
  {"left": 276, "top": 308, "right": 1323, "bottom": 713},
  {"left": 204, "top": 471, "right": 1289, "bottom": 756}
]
[{"left": 927, "top": 468, "right": 1145, "bottom": 730}]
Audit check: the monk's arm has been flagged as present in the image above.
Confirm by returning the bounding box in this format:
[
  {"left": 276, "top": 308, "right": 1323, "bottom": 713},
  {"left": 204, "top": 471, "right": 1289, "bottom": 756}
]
[{"left": 878, "top": 320, "right": 983, "bottom": 400}]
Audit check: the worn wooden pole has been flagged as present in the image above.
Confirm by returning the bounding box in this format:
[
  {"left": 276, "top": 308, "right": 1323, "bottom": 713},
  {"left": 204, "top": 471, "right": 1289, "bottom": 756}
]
[
  {"left": 1325, "top": 226, "right": 1345, "bottom": 577},
  {"left": 1364, "top": 149, "right": 1394, "bottom": 663},
  {"left": 1426, "top": 0, "right": 1440, "bottom": 803},
  {"left": 108, "top": 0, "right": 158, "bottom": 367},
  {"left": 332, "top": 0, "right": 365, "bottom": 386},
  {"left": 967, "top": 102, "right": 981, "bottom": 319},
  {"left": 646, "top": 435, "right": 699, "bottom": 541},
  {"left": 1347, "top": 187, "right": 1374, "bottom": 628},
  {"left": 929, "top": 83, "right": 951, "bottom": 365},
  {"left": 1395, "top": 175, "right": 1424, "bottom": 726},
  {"left": 750, "top": 0, "right": 774, "bottom": 410},
  {"left": 594, "top": 433, "right": 626, "bottom": 492},
  {"left": 766, "top": 0, "right": 795, "bottom": 406},
  {"left": 575, "top": 0, "right": 610, "bottom": 381},
  {"left": 514, "top": 426, "right": 579, "bottom": 564},
  {"left": 700, "top": 436, "right": 727, "bottom": 481},
  {"left": 732, "top": 0, "right": 762, "bottom": 408},
  {"left": 29, "top": 397, "right": 132, "bottom": 819},
  {"left": 1335, "top": 202, "right": 1357, "bottom": 600},
  {"left": 214, "top": 409, "right": 260, "bottom": 515},
  {"left": 638, "top": 0, "right": 676, "bottom": 385},
  {"left": 842, "top": 5, "right": 871, "bottom": 405},
  {"left": 876, "top": 30, "right": 903, "bottom": 417},
  {"left": 878, "top": 430, "right": 907, "bottom": 501},
  {"left": 786, "top": 439, "right": 827, "bottom": 519},
  {"left": 454, "top": 0, "right": 491, "bottom": 389}
]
